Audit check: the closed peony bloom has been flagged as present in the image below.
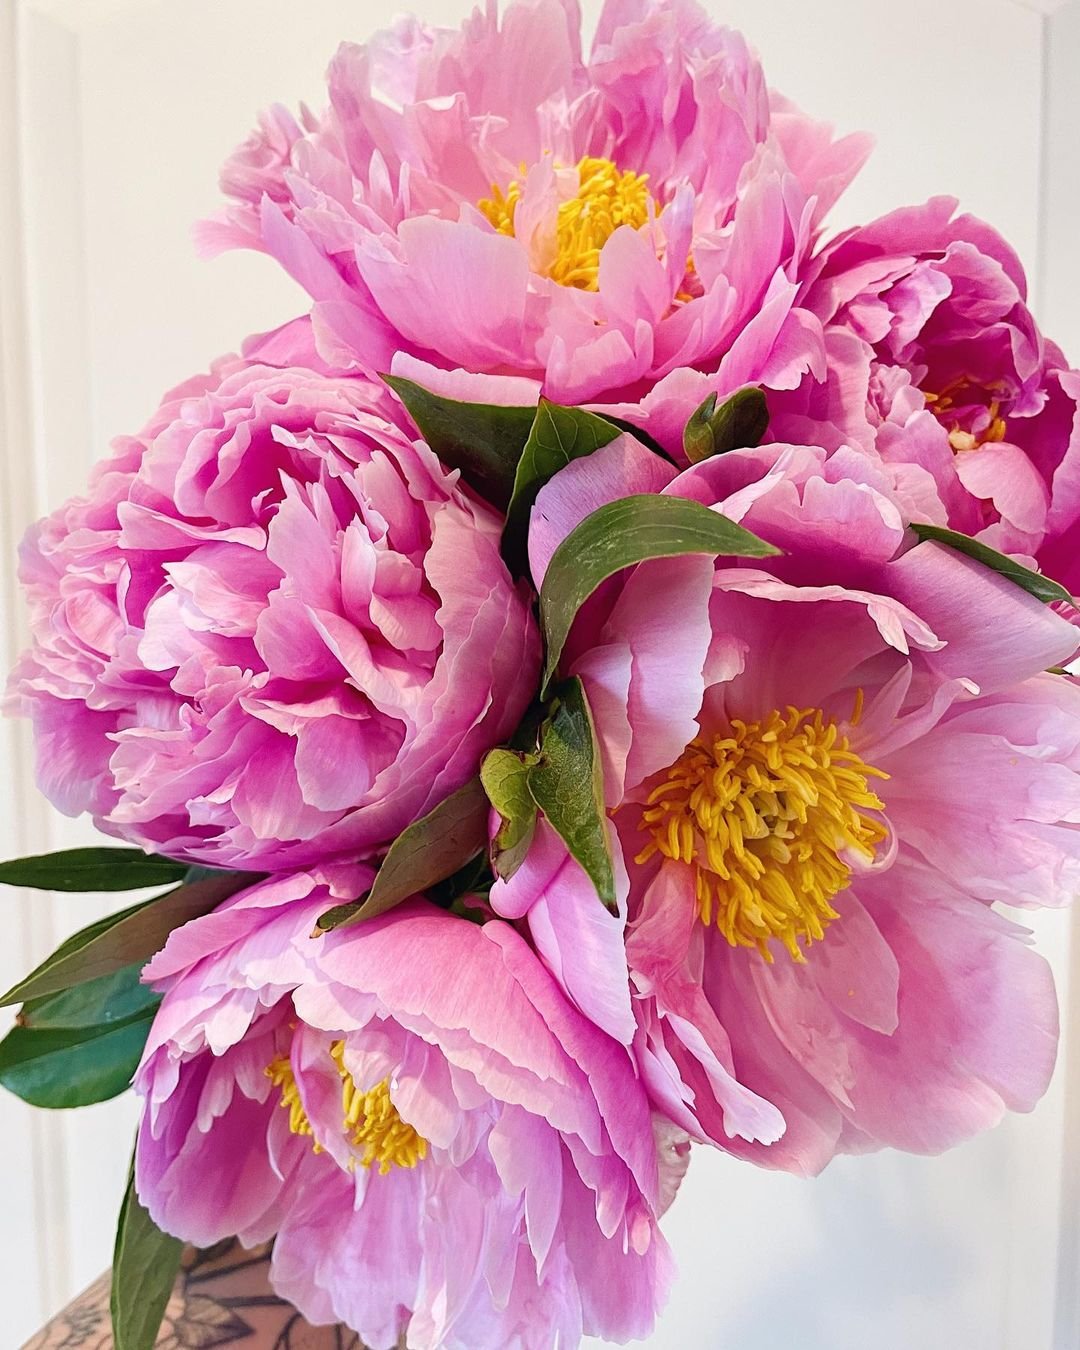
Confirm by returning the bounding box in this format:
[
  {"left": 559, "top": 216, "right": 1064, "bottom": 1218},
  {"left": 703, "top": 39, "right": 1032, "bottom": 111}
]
[
  {"left": 134, "top": 871, "right": 679, "bottom": 1349},
  {"left": 197, "top": 0, "right": 869, "bottom": 446},
  {"left": 493, "top": 435, "right": 1080, "bottom": 1173},
  {"left": 771, "top": 196, "right": 1080, "bottom": 595},
  {"left": 5, "top": 359, "right": 540, "bottom": 869}
]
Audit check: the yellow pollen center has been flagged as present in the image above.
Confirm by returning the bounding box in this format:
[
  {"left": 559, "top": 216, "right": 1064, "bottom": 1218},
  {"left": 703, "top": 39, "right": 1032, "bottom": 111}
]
[
  {"left": 478, "top": 155, "right": 653, "bottom": 290},
  {"left": 635, "top": 705, "right": 888, "bottom": 962},
  {"left": 923, "top": 377, "right": 1008, "bottom": 453},
  {"left": 266, "top": 1042, "right": 428, "bottom": 1175}
]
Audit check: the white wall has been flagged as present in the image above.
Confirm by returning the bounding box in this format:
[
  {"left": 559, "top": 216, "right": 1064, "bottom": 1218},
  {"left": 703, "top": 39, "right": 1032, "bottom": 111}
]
[{"left": 2, "top": 2, "right": 1078, "bottom": 1346}]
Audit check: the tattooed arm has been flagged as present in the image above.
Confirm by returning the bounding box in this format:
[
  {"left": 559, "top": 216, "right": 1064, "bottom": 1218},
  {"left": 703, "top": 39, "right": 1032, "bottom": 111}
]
[{"left": 22, "top": 1240, "right": 369, "bottom": 1350}]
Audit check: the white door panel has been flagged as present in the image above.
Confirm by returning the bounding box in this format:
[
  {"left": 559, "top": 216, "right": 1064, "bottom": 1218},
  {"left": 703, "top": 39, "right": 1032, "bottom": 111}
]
[{"left": 3, "top": 3, "right": 1078, "bottom": 1346}]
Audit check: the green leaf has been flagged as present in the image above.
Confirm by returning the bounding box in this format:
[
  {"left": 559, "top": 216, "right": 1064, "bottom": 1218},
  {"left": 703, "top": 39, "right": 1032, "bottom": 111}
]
[
  {"left": 683, "top": 387, "right": 770, "bottom": 464},
  {"left": 481, "top": 748, "right": 540, "bottom": 880},
  {"left": 316, "top": 779, "right": 490, "bottom": 932},
  {"left": 0, "top": 870, "right": 262, "bottom": 1007},
  {"left": 502, "top": 400, "right": 622, "bottom": 575},
  {"left": 539, "top": 493, "right": 780, "bottom": 690},
  {"left": 427, "top": 853, "right": 495, "bottom": 906},
  {"left": 909, "top": 523, "right": 1074, "bottom": 605},
  {"left": 112, "top": 1158, "right": 183, "bottom": 1350},
  {"left": 383, "top": 375, "right": 536, "bottom": 510},
  {"left": 0, "top": 1020, "right": 152, "bottom": 1107},
  {"left": 595, "top": 415, "right": 671, "bottom": 460},
  {"left": 527, "top": 678, "right": 616, "bottom": 911},
  {"left": 20, "top": 964, "right": 158, "bottom": 1030},
  {"left": 0, "top": 963, "right": 157, "bottom": 1109},
  {"left": 0, "top": 847, "right": 187, "bottom": 892}
]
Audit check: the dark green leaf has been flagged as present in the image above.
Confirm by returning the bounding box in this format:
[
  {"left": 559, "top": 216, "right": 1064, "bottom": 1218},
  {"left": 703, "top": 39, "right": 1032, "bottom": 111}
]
[
  {"left": 481, "top": 747, "right": 540, "bottom": 880},
  {"left": 527, "top": 678, "right": 615, "bottom": 911},
  {"left": 909, "top": 523, "right": 1074, "bottom": 605},
  {"left": 20, "top": 964, "right": 158, "bottom": 1030},
  {"left": 0, "top": 847, "right": 187, "bottom": 892},
  {"left": 595, "top": 414, "right": 672, "bottom": 460},
  {"left": 502, "top": 400, "right": 622, "bottom": 575},
  {"left": 383, "top": 375, "right": 536, "bottom": 510},
  {"left": 112, "top": 1158, "right": 183, "bottom": 1350},
  {"left": 0, "top": 1011, "right": 155, "bottom": 1108},
  {"left": 427, "top": 853, "right": 495, "bottom": 906},
  {"left": 683, "top": 387, "right": 770, "bottom": 463},
  {"left": 316, "top": 779, "right": 490, "bottom": 932},
  {"left": 0, "top": 871, "right": 262, "bottom": 1007},
  {"left": 539, "top": 493, "right": 780, "bottom": 690}
]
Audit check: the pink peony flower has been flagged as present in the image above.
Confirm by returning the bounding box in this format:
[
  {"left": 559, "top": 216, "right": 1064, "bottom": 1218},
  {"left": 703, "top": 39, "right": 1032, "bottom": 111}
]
[
  {"left": 5, "top": 358, "right": 540, "bottom": 869},
  {"left": 493, "top": 435, "right": 1080, "bottom": 1173},
  {"left": 134, "top": 871, "right": 679, "bottom": 1348},
  {"left": 771, "top": 196, "right": 1080, "bottom": 595},
  {"left": 198, "top": 0, "right": 869, "bottom": 445}
]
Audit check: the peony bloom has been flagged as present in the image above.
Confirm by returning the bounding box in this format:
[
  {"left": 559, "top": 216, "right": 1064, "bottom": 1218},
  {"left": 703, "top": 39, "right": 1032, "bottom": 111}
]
[
  {"left": 493, "top": 434, "right": 1080, "bottom": 1173},
  {"left": 198, "top": 0, "right": 869, "bottom": 445},
  {"left": 134, "top": 870, "right": 679, "bottom": 1348},
  {"left": 5, "top": 358, "right": 539, "bottom": 869},
  {"left": 771, "top": 196, "right": 1080, "bottom": 595}
]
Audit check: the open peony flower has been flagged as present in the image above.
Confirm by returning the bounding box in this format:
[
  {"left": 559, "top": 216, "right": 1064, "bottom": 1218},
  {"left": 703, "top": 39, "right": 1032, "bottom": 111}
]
[
  {"left": 5, "top": 358, "right": 539, "bottom": 869},
  {"left": 771, "top": 196, "right": 1080, "bottom": 595},
  {"left": 198, "top": 0, "right": 869, "bottom": 445},
  {"left": 134, "top": 870, "right": 679, "bottom": 1349},
  {"left": 493, "top": 434, "right": 1080, "bottom": 1174}
]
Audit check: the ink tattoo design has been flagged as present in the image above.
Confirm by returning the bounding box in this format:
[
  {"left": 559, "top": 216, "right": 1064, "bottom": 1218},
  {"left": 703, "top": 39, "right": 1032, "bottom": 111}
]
[{"left": 24, "top": 1241, "right": 370, "bottom": 1349}]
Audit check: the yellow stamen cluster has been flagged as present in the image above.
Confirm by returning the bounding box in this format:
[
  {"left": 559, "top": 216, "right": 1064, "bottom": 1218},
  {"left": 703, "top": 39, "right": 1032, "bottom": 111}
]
[
  {"left": 636, "top": 706, "right": 888, "bottom": 962},
  {"left": 266, "top": 1052, "right": 318, "bottom": 1146},
  {"left": 331, "top": 1042, "right": 427, "bottom": 1175},
  {"left": 265, "top": 1043, "right": 428, "bottom": 1175},
  {"left": 924, "top": 377, "right": 1008, "bottom": 453},
  {"left": 478, "top": 156, "right": 653, "bottom": 290}
]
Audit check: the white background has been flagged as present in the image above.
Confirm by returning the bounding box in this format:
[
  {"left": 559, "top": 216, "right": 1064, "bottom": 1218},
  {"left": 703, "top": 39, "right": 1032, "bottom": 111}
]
[{"left": 2, "top": 1, "right": 1079, "bottom": 1347}]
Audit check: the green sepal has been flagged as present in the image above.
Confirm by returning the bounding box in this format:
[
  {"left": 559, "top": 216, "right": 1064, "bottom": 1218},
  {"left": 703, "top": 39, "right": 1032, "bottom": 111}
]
[
  {"left": 683, "top": 387, "right": 769, "bottom": 463},
  {"left": 480, "top": 747, "right": 540, "bottom": 880}
]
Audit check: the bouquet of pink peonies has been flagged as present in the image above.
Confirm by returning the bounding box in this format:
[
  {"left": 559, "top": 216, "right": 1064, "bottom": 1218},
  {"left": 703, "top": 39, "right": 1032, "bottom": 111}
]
[{"left": 2, "top": 0, "right": 1079, "bottom": 1346}]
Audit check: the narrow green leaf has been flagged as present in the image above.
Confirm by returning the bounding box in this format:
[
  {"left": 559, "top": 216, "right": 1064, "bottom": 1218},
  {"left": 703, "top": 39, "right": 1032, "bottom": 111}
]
[
  {"left": 909, "top": 523, "right": 1074, "bottom": 605},
  {"left": 539, "top": 494, "right": 780, "bottom": 690},
  {"left": 0, "top": 1012, "right": 155, "bottom": 1107},
  {"left": 0, "top": 871, "right": 262, "bottom": 1007},
  {"left": 481, "top": 747, "right": 540, "bottom": 880},
  {"left": 112, "top": 1159, "right": 183, "bottom": 1350},
  {"left": 683, "top": 387, "right": 770, "bottom": 463},
  {"left": 502, "top": 400, "right": 622, "bottom": 575},
  {"left": 0, "top": 847, "right": 187, "bottom": 892},
  {"left": 316, "top": 779, "right": 490, "bottom": 932},
  {"left": 20, "top": 964, "right": 158, "bottom": 1030},
  {"left": 383, "top": 375, "right": 536, "bottom": 510},
  {"left": 527, "top": 678, "right": 615, "bottom": 911}
]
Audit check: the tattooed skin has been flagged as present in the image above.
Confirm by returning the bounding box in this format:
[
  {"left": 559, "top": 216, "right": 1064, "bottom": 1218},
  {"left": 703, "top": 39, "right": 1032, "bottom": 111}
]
[{"left": 22, "top": 1241, "right": 378, "bottom": 1350}]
